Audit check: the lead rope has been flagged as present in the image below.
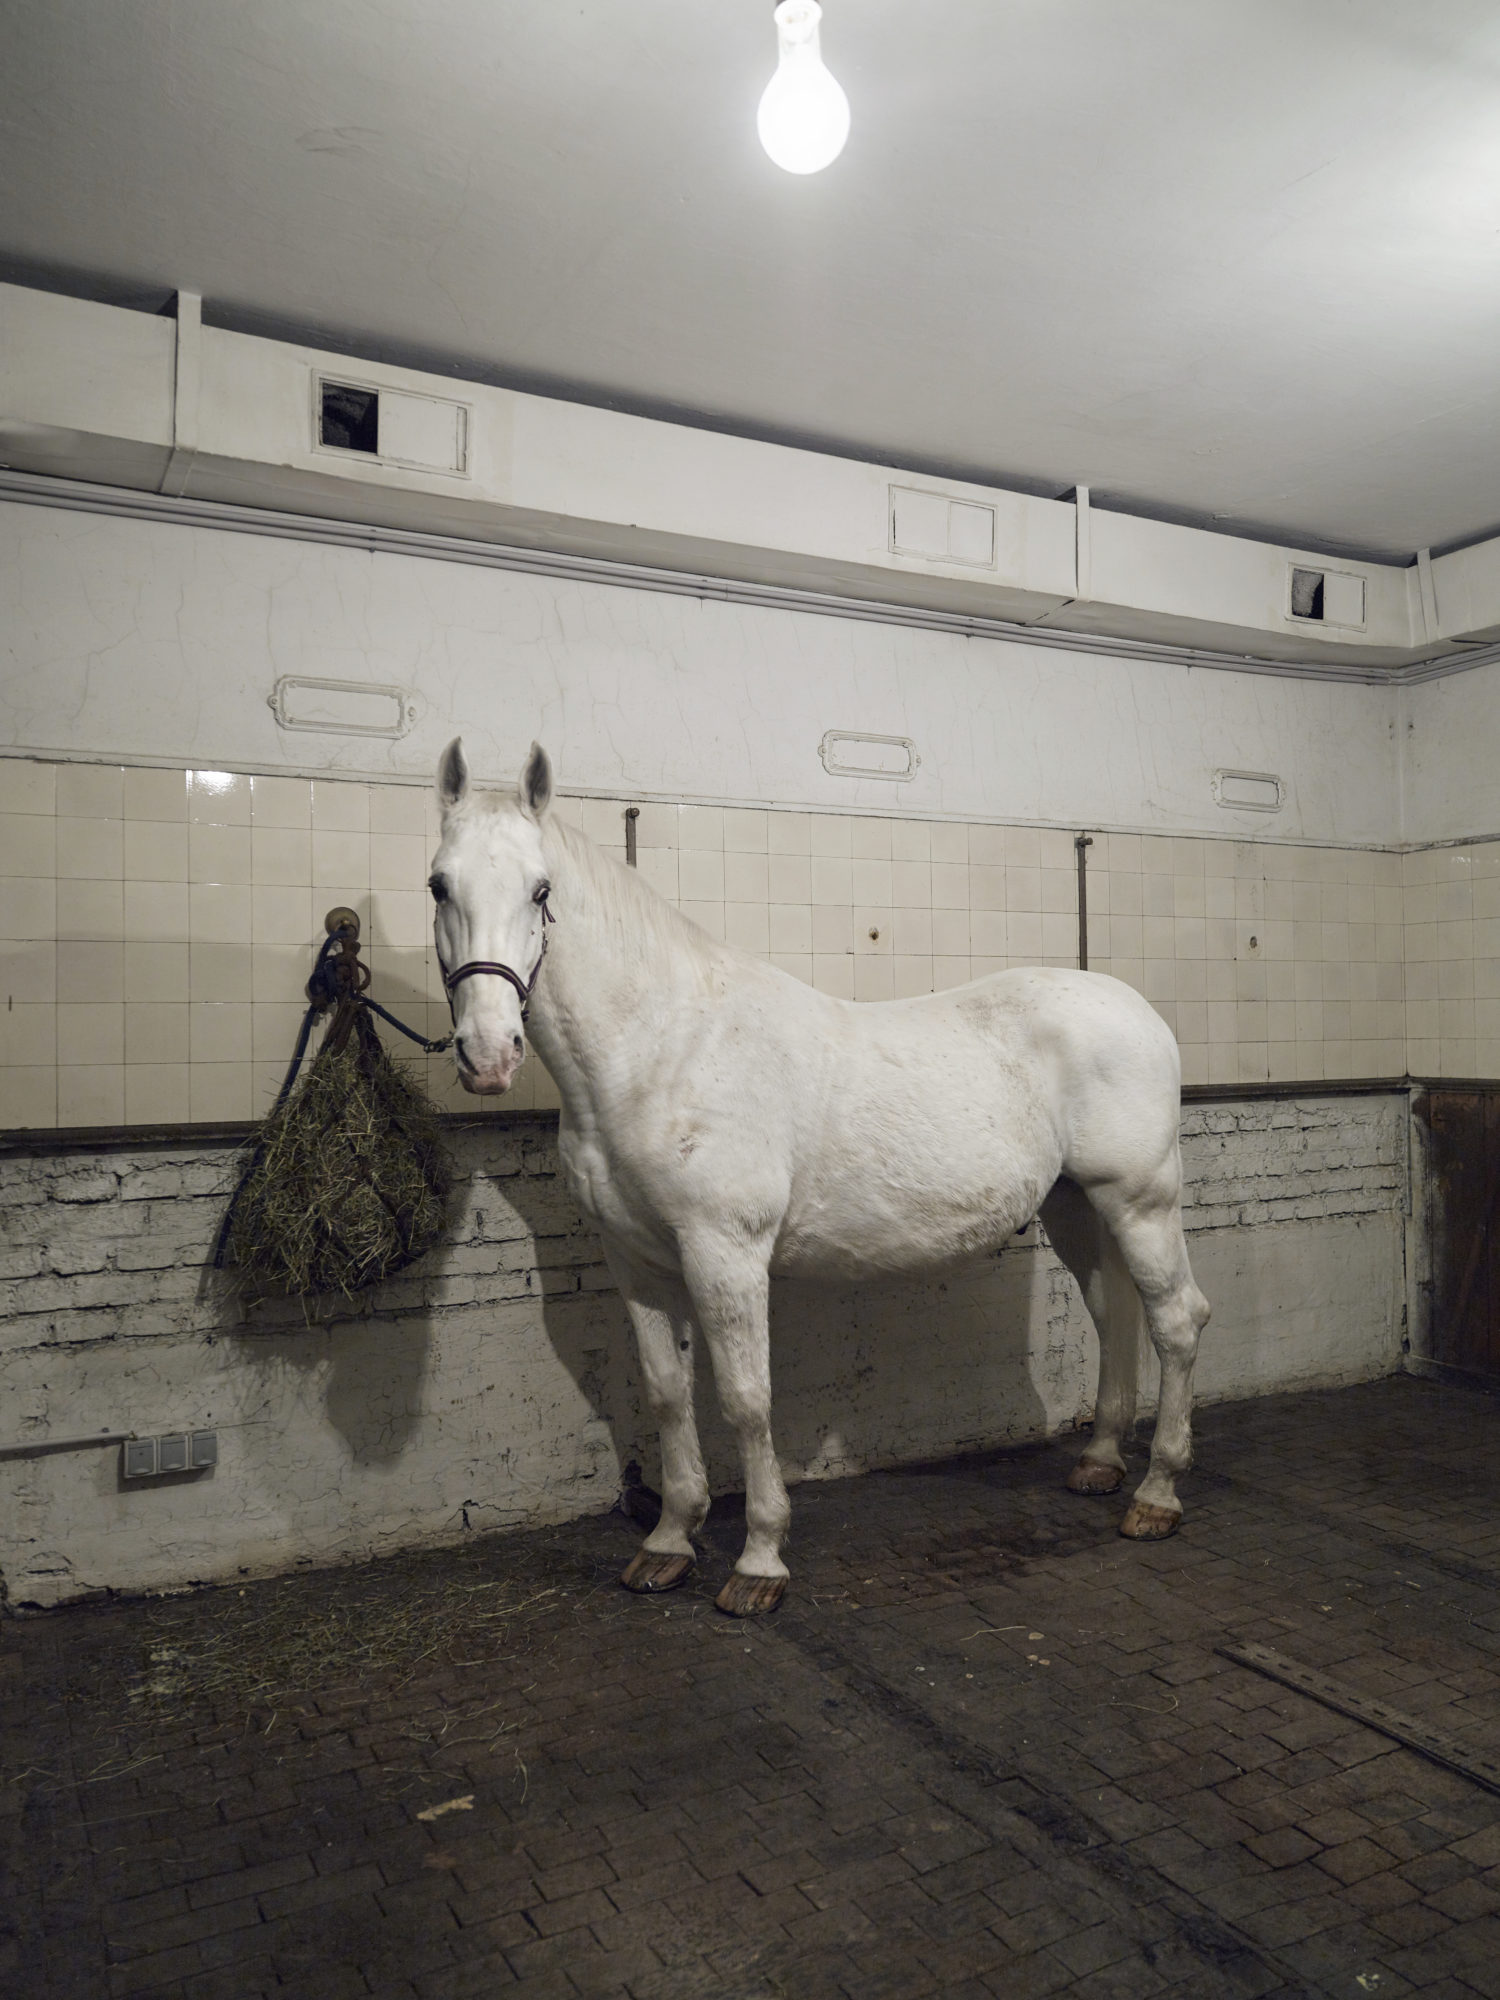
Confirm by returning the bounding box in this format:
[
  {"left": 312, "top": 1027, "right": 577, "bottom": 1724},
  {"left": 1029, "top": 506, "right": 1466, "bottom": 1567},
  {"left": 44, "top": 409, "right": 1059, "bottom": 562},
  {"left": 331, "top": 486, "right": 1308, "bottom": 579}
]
[{"left": 288, "top": 921, "right": 455, "bottom": 1109}]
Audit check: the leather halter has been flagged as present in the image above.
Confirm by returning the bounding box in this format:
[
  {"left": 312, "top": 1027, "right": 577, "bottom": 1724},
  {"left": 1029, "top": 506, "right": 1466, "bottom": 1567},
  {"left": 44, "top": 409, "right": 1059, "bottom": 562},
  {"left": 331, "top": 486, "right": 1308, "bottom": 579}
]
[{"left": 440, "top": 897, "right": 555, "bottom": 1026}]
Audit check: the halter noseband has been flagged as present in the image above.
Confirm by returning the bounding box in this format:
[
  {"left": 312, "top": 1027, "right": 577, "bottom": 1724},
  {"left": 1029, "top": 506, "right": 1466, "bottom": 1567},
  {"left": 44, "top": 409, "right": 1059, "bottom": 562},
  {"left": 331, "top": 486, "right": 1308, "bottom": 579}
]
[{"left": 440, "top": 896, "right": 555, "bottom": 1025}]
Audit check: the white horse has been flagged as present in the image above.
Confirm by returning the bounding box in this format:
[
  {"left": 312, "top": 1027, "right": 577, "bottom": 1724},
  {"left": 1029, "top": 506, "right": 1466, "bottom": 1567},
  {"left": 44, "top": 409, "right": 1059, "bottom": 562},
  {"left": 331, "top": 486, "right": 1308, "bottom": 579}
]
[{"left": 430, "top": 739, "right": 1211, "bottom": 1617}]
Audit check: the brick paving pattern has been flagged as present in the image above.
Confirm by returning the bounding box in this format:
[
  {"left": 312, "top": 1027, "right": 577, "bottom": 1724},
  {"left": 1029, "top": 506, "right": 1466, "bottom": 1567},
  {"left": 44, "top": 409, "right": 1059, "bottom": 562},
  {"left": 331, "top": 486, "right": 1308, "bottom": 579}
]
[{"left": 4, "top": 1372, "right": 1500, "bottom": 1998}]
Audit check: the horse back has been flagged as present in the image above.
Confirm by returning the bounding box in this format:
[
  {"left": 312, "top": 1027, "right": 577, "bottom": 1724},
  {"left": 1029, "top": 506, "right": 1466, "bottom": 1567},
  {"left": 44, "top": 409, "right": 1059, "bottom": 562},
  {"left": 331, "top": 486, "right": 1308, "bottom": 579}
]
[{"left": 769, "top": 964, "right": 1179, "bottom": 1277}]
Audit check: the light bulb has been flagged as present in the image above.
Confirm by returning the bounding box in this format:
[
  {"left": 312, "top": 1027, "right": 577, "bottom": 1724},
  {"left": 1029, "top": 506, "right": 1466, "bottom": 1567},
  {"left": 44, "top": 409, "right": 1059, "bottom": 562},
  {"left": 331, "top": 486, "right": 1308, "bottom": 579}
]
[{"left": 757, "top": 1, "right": 850, "bottom": 176}]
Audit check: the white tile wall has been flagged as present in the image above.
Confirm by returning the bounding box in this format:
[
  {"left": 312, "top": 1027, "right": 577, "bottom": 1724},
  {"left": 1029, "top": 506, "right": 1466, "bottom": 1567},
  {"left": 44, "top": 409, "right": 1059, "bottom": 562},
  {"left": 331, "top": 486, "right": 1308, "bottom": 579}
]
[
  {"left": 1402, "top": 841, "right": 1500, "bottom": 1079},
  {"left": 1088, "top": 834, "right": 1404, "bottom": 1086},
  {"left": 0, "top": 756, "right": 1468, "bottom": 1129}
]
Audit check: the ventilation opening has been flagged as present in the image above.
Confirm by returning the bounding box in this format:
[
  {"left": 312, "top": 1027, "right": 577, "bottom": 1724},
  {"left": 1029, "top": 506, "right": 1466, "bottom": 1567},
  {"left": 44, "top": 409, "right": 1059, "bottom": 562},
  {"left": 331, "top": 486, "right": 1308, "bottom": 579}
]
[
  {"left": 1287, "top": 564, "right": 1366, "bottom": 628},
  {"left": 889, "top": 485, "right": 997, "bottom": 568},
  {"left": 319, "top": 382, "right": 379, "bottom": 454},
  {"left": 1289, "top": 567, "right": 1325, "bottom": 621}
]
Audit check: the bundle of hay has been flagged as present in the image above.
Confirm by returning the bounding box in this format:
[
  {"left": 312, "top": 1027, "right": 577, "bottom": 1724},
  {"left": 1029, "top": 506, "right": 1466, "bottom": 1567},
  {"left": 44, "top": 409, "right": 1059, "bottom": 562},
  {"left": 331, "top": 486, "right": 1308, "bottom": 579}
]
[{"left": 224, "top": 1005, "right": 453, "bottom": 1306}]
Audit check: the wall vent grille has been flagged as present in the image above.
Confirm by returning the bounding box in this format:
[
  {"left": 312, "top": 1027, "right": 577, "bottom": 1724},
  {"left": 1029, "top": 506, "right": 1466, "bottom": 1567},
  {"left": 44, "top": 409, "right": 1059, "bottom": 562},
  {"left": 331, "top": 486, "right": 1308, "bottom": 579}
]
[
  {"left": 1287, "top": 563, "right": 1366, "bottom": 631},
  {"left": 889, "top": 485, "right": 997, "bottom": 568},
  {"left": 314, "top": 375, "right": 470, "bottom": 476}
]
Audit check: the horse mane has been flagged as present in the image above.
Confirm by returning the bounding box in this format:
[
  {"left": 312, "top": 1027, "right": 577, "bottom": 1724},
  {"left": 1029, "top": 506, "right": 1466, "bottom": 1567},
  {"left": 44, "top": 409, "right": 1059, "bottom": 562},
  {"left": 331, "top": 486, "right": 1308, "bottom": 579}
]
[{"left": 542, "top": 808, "right": 722, "bottom": 977}]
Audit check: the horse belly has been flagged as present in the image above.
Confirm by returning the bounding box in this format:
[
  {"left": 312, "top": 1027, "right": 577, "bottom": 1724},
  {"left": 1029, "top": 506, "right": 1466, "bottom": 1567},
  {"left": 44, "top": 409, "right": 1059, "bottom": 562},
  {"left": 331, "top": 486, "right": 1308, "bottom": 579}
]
[
  {"left": 761, "top": 1020, "right": 1058, "bottom": 1276},
  {"left": 772, "top": 1129, "right": 1056, "bottom": 1281}
]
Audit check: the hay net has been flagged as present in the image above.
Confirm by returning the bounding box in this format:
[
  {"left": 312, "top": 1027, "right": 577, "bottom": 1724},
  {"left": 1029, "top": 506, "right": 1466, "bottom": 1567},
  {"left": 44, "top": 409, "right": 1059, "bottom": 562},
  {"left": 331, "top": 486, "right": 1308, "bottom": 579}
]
[{"left": 221, "top": 957, "right": 454, "bottom": 1305}]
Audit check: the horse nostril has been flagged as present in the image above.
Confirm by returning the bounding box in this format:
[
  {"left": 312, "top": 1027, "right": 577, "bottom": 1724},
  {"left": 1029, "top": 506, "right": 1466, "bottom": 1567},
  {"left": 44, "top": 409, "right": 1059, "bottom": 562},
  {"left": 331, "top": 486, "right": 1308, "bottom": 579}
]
[
  {"left": 455, "top": 1036, "right": 476, "bottom": 1073},
  {"left": 512, "top": 1035, "right": 524, "bottom": 1057}
]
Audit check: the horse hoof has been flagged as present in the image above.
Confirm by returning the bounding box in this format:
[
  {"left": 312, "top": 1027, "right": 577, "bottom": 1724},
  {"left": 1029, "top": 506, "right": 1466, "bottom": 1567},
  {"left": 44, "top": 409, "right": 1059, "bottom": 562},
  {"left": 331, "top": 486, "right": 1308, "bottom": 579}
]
[
  {"left": 715, "top": 1573, "right": 786, "bottom": 1618},
  {"left": 1119, "top": 1502, "right": 1181, "bottom": 1541},
  {"left": 1067, "top": 1458, "right": 1124, "bottom": 1496},
  {"left": 620, "top": 1550, "right": 694, "bottom": 1593}
]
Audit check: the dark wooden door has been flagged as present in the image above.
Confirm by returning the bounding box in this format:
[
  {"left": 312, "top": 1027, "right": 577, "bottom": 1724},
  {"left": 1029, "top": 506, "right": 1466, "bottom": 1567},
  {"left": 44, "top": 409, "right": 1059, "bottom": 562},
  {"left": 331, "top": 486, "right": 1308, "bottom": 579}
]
[{"left": 1416, "top": 1087, "right": 1500, "bottom": 1380}]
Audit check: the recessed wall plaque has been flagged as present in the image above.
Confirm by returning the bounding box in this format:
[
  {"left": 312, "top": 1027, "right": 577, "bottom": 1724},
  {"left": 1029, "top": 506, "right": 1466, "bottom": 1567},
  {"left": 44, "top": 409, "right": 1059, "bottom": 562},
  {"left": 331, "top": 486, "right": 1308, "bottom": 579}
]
[
  {"left": 819, "top": 731, "right": 920, "bottom": 780},
  {"left": 269, "top": 676, "right": 419, "bottom": 738},
  {"left": 1212, "top": 768, "right": 1285, "bottom": 812}
]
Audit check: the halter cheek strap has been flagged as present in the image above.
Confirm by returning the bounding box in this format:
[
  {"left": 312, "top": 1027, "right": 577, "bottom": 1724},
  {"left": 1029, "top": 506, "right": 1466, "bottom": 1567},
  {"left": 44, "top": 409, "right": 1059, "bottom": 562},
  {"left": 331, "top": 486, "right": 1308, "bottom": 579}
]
[{"left": 439, "top": 898, "right": 555, "bottom": 1026}]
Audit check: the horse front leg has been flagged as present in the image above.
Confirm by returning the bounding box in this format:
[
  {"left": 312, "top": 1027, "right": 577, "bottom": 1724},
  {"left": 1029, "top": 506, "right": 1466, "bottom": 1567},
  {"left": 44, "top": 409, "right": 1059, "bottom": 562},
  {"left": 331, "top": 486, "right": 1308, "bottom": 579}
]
[
  {"left": 679, "top": 1235, "right": 789, "bottom": 1617},
  {"left": 604, "top": 1245, "right": 710, "bottom": 1593}
]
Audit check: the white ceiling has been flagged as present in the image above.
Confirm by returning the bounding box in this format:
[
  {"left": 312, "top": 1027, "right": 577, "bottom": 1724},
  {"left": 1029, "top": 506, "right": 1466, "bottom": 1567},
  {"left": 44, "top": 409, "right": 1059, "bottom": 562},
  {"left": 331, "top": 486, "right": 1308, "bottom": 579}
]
[{"left": 5, "top": 1, "right": 1500, "bottom": 562}]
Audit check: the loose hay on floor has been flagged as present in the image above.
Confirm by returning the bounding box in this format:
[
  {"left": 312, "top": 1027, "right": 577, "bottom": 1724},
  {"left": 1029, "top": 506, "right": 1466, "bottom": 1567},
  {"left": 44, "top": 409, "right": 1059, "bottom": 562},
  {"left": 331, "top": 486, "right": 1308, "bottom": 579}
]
[
  {"left": 7, "top": 1380, "right": 1500, "bottom": 1999},
  {"left": 127, "top": 1556, "right": 565, "bottom": 1724}
]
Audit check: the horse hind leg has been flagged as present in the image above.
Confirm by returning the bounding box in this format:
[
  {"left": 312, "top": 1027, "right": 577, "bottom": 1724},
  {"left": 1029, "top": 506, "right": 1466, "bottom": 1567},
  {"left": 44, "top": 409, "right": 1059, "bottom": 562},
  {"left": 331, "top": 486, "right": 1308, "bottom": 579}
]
[
  {"left": 606, "top": 1250, "right": 710, "bottom": 1593},
  {"left": 1041, "top": 1180, "right": 1142, "bottom": 1498},
  {"left": 1089, "top": 1183, "right": 1211, "bottom": 1540}
]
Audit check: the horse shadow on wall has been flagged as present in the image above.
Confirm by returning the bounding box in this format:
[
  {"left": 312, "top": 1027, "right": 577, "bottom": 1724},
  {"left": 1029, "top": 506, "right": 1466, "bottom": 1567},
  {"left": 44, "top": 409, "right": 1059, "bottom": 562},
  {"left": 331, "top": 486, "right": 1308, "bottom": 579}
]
[
  {"left": 210, "top": 1138, "right": 1069, "bottom": 1512},
  {"left": 289, "top": 933, "right": 1061, "bottom": 1488},
  {"left": 219, "top": 1285, "right": 433, "bottom": 1470},
  {"left": 209, "top": 908, "right": 1069, "bottom": 1497},
  {"left": 210, "top": 931, "right": 440, "bottom": 1470},
  {"left": 492, "top": 1154, "right": 1067, "bottom": 1504}
]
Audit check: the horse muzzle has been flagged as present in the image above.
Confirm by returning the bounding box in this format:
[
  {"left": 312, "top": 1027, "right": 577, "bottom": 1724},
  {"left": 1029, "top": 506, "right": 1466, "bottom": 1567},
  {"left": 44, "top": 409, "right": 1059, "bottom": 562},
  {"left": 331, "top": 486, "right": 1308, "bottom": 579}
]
[{"left": 454, "top": 1030, "right": 526, "bottom": 1094}]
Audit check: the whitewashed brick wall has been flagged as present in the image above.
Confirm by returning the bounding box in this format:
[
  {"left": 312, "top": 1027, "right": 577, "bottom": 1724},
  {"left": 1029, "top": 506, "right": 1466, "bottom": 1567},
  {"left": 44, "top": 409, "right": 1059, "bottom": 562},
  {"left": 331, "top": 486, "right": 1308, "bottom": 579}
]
[
  {"left": 0, "top": 1094, "right": 1408, "bottom": 1606},
  {"left": 1179, "top": 1098, "right": 1406, "bottom": 1231}
]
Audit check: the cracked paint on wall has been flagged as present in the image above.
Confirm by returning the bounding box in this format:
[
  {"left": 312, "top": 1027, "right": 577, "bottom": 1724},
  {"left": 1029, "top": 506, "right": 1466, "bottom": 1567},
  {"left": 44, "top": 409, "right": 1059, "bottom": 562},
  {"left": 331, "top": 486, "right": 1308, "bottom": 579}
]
[{"left": 0, "top": 501, "right": 1396, "bottom": 840}]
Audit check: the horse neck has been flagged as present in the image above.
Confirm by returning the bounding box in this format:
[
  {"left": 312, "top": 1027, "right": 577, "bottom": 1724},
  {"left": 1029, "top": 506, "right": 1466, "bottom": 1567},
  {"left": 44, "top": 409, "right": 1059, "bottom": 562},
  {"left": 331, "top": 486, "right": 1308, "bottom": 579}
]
[{"left": 527, "top": 816, "right": 704, "bottom": 1099}]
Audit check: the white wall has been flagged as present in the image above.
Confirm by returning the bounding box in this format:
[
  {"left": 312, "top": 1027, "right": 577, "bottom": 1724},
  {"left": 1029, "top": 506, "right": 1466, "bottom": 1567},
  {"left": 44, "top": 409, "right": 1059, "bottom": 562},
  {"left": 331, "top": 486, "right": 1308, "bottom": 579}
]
[
  {"left": 0, "top": 490, "right": 1425, "bottom": 1608},
  {"left": 0, "top": 500, "right": 1399, "bottom": 843},
  {"left": 1401, "top": 657, "right": 1500, "bottom": 847},
  {"left": 0, "top": 281, "right": 1443, "bottom": 665}
]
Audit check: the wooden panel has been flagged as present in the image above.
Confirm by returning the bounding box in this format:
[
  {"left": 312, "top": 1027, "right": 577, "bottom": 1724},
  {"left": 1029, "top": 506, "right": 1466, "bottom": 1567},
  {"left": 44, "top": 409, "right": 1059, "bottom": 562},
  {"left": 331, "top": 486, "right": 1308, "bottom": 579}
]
[{"left": 1417, "top": 1088, "right": 1500, "bottom": 1379}]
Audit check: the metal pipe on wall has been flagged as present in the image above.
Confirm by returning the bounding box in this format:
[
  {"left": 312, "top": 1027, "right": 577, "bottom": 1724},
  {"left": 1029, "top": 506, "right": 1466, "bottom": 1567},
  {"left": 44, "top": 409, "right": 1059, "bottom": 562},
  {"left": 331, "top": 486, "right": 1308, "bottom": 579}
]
[
  {"left": 0, "top": 1432, "right": 133, "bottom": 1460},
  {"left": 1075, "top": 832, "right": 1093, "bottom": 969}
]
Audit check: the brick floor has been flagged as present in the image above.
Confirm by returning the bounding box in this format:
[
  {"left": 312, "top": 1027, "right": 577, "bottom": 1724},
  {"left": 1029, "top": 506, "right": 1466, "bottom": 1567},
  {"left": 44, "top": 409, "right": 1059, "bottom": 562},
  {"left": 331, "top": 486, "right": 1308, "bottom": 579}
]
[{"left": 4, "top": 1373, "right": 1500, "bottom": 1998}]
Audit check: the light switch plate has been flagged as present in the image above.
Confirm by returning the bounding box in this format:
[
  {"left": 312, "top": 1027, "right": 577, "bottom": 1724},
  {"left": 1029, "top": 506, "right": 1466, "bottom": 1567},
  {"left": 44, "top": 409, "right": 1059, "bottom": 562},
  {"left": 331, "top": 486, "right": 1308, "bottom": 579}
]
[
  {"left": 121, "top": 1430, "right": 218, "bottom": 1478},
  {"left": 157, "top": 1434, "right": 190, "bottom": 1474},
  {"left": 122, "top": 1438, "right": 157, "bottom": 1478}
]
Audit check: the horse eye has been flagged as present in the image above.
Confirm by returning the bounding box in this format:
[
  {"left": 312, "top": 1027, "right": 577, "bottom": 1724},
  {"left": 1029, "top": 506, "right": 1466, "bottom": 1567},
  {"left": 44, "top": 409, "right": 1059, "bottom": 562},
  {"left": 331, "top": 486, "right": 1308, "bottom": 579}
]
[
  {"left": 428, "top": 875, "right": 448, "bottom": 905},
  {"left": 533, "top": 881, "right": 551, "bottom": 906}
]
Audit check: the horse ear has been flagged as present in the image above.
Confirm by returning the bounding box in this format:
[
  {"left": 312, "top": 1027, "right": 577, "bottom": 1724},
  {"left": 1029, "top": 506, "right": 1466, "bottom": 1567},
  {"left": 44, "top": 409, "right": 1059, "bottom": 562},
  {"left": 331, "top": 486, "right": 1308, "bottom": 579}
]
[
  {"left": 519, "top": 741, "right": 553, "bottom": 819},
  {"left": 436, "top": 737, "right": 469, "bottom": 814}
]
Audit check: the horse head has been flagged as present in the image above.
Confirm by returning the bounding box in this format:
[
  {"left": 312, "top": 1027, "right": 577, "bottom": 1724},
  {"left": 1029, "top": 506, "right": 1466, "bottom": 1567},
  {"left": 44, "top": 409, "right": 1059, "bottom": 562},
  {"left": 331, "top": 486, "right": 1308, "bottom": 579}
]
[{"left": 429, "top": 736, "right": 554, "bottom": 1094}]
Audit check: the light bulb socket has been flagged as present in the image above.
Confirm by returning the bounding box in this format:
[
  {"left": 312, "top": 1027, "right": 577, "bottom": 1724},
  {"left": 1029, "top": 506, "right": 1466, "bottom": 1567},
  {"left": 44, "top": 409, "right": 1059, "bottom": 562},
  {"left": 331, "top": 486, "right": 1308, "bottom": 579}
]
[{"left": 773, "top": 1, "right": 822, "bottom": 48}]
